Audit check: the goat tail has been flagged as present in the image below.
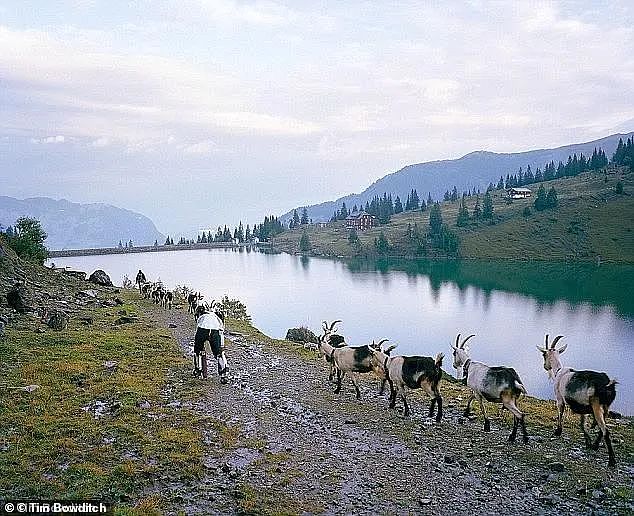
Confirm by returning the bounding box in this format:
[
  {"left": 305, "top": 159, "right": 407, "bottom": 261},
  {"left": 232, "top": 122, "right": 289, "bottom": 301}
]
[
  {"left": 434, "top": 352, "right": 444, "bottom": 367},
  {"left": 599, "top": 378, "right": 618, "bottom": 406},
  {"left": 515, "top": 380, "right": 527, "bottom": 395}
]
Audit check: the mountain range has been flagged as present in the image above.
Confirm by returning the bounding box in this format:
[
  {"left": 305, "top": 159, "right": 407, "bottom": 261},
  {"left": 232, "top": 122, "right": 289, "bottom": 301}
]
[
  {"left": 281, "top": 132, "right": 634, "bottom": 223},
  {"left": 0, "top": 196, "right": 165, "bottom": 250}
]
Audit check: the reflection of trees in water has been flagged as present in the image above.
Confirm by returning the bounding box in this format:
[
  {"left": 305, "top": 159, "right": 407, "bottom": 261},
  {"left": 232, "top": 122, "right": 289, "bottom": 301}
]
[
  {"left": 300, "top": 255, "right": 309, "bottom": 270},
  {"left": 344, "top": 258, "right": 634, "bottom": 318}
]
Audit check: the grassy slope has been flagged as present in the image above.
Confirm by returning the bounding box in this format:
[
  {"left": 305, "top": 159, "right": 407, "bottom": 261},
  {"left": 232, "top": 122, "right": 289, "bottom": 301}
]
[
  {"left": 272, "top": 167, "right": 634, "bottom": 262},
  {"left": 0, "top": 289, "right": 205, "bottom": 514}
]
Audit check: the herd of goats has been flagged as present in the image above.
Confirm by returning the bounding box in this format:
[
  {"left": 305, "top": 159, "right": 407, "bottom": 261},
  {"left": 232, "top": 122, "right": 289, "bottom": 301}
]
[{"left": 133, "top": 273, "right": 619, "bottom": 468}]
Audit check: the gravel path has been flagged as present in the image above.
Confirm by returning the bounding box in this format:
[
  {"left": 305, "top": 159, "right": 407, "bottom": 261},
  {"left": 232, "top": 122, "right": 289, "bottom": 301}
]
[{"left": 155, "top": 307, "right": 633, "bottom": 515}]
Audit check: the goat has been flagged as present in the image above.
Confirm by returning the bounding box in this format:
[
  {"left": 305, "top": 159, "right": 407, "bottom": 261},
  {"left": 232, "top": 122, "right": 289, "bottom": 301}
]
[
  {"left": 141, "top": 282, "right": 153, "bottom": 299},
  {"left": 537, "top": 334, "right": 617, "bottom": 467},
  {"left": 369, "top": 341, "right": 443, "bottom": 420},
  {"left": 188, "top": 292, "right": 203, "bottom": 314},
  {"left": 452, "top": 334, "right": 528, "bottom": 443},
  {"left": 318, "top": 325, "right": 376, "bottom": 400},
  {"left": 164, "top": 291, "right": 173, "bottom": 310},
  {"left": 317, "top": 320, "right": 347, "bottom": 382}
]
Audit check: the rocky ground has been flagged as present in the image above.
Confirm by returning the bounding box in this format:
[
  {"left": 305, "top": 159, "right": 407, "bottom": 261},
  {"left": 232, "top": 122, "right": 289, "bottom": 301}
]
[{"left": 152, "top": 306, "right": 634, "bottom": 515}]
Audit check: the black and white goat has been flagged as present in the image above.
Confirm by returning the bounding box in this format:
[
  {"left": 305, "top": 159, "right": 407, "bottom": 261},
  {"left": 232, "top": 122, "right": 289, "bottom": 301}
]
[
  {"left": 318, "top": 324, "right": 377, "bottom": 400},
  {"left": 317, "top": 320, "right": 347, "bottom": 382},
  {"left": 188, "top": 292, "right": 203, "bottom": 315},
  {"left": 452, "top": 334, "right": 529, "bottom": 443},
  {"left": 537, "top": 334, "right": 617, "bottom": 467},
  {"left": 369, "top": 341, "right": 443, "bottom": 420}
]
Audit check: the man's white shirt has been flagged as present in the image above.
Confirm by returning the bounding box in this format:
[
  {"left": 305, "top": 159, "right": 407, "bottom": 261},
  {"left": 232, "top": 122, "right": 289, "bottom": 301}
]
[{"left": 197, "top": 312, "right": 224, "bottom": 331}]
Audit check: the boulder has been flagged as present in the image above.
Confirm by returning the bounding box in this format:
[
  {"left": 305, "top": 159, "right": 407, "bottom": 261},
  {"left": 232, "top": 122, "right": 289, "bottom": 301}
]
[
  {"left": 285, "top": 326, "right": 318, "bottom": 344},
  {"left": 89, "top": 270, "right": 113, "bottom": 287},
  {"left": 46, "top": 310, "right": 69, "bottom": 330},
  {"left": 7, "top": 284, "right": 32, "bottom": 313}
]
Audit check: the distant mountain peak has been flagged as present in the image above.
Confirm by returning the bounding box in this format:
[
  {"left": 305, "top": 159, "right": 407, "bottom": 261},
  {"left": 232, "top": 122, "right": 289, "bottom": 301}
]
[
  {"left": 0, "top": 196, "right": 164, "bottom": 250},
  {"left": 281, "top": 131, "right": 634, "bottom": 223}
]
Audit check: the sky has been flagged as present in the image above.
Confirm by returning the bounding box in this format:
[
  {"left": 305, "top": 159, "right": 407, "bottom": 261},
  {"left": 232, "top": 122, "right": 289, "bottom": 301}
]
[{"left": 1, "top": 1, "right": 633, "bottom": 235}]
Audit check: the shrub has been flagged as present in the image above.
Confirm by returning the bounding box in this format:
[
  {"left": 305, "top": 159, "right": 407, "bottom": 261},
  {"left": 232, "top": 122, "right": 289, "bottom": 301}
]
[{"left": 218, "top": 295, "right": 251, "bottom": 323}]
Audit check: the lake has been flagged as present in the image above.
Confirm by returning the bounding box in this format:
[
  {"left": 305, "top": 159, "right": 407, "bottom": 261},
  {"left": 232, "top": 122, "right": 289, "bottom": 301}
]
[{"left": 49, "top": 248, "right": 634, "bottom": 414}]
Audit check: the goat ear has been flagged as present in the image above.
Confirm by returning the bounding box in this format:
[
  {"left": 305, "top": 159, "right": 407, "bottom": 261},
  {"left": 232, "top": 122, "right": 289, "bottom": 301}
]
[
  {"left": 557, "top": 343, "right": 568, "bottom": 354},
  {"left": 536, "top": 346, "right": 547, "bottom": 354}
]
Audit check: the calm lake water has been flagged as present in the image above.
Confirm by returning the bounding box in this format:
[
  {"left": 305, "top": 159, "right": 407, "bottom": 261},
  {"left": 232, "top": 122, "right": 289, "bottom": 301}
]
[{"left": 49, "top": 249, "right": 634, "bottom": 414}]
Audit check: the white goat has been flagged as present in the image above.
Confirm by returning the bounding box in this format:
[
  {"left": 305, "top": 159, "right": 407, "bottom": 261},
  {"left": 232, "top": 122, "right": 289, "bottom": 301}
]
[
  {"left": 452, "top": 334, "right": 528, "bottom": 443},
  {"left": 537, "top": 334, "right": 617, "bottom": 467}
]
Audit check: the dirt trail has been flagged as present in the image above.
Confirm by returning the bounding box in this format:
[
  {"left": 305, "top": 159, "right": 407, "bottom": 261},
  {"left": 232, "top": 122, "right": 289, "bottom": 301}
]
[{"left": 155, "top": 307, "right": 632, "bottom": 515}]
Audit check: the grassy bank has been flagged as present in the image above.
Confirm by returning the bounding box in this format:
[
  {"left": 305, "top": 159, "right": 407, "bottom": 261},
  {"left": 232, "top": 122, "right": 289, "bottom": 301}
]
[
  {"left": 0, "top": 290, "right": 206, "bottom": 514},
  {"left": 272, "top": 167, "right": 634, "bottom": 262}
]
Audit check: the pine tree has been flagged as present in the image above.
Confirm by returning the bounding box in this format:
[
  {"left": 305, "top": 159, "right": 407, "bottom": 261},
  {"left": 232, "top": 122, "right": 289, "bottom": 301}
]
[
  {"left": 245, "top": 225, "right": 251, "bottom": 241},
  {"left": 429, "top": 203, "right": 443, "bottom": 235},
  {"left": 292, "top": 209, "right": 300, "bottom": 228},
  {"left": 472, "top": 196, "right": 481, "bottom": 220},
  {"left": 451, "top": 186, "right": 458, "bottom": 202},
  {"left": 456, "top": 195, "right": 470, "bottom": 226},
  {"left": 299, "top": 231, "right": 311, "bottom": 252},
  {"left": 348, "top": 227, "right": 359, "bottom": 244},
  {"left": 427, "top": 192, "right": 433, "bottom": 205},
  {"left": 301, "top": 208, "right": 309, "bottom": 225},
  {"left": 497, "top": 176, "right": 504, "bottom": 190},
  {"left": 394, "top": 196, "right": 403, "bottom": 214},
  {"left": 534, "top": 184, "right": 547, "bottom": 211},
  {"left": 546, "top": 187, "right": 558, "bottom": 209},
  {"left": 118, "top": 240, "right": 123, "bottom": 248},
  {"left": 482, "top": 192, "right": 494, "bottom": 219},
  {"left": 375, "top": 231, "right": 389, "bottom": 255}
]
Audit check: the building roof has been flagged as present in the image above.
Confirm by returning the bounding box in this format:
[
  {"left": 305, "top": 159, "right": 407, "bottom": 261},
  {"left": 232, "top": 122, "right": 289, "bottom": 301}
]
[
  {"left": 508, "top": 187, "right": 532, "bottom": 192},
  {"left": 346, "top": 211, "right": 375, "bottom": 220}
]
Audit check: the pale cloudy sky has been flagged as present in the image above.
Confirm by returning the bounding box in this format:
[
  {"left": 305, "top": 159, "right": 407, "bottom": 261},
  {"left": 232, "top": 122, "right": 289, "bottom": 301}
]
[{"left": 1, "top": 0, "right": 633, "bottom": 234}]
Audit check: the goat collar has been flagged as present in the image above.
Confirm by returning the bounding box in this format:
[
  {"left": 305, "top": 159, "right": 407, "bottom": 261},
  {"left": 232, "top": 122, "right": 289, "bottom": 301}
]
[{"left": 462, "top": 358, "right": 472, "bottom": 384}]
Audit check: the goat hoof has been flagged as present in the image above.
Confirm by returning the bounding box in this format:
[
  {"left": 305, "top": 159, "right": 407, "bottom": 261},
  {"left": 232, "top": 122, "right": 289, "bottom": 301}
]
[
  {"left": 484, "top": 421, "right": 491, "bottom": 432},
  {"left": 554, "top": 428, "right": 562, "bottom": 437},
  {"left": 508, "top": 435, "right": 516, "bottom": 443}
]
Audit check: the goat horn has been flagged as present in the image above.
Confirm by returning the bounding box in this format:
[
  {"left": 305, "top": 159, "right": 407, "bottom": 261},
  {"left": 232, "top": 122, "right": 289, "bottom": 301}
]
[
  {"left": 455, "top": 333, "right": 461, "bottom": 348},
  {"left": 385, "top": 344, "right": 398, "bottom": 354},
  {"left": 551, "top": 335, "right": 564, "bottom": 348},
  {"left": 461, "top": 334, "right": 475, "bottom": 348},
  {"left": 377, "top": 338, "right": 389, "bottom": 347},
  {"left": 545, "top": 334, "right": 550, "bottom": 348},
  {"left": 329, "top": 320, "right": 342, "bottom": 331}
]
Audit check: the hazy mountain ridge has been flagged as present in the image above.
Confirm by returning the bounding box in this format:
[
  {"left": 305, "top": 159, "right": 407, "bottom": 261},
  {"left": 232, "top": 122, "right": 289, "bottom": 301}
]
[
  {"left": 282, "top": 132, "right": 634, "bottom": 223},
  {"left": 0, "top": 196, "right": 165, "bottom": 250}
]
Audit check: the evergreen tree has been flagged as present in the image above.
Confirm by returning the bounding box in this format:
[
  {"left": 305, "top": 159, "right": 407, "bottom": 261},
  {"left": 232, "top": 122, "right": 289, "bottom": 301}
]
[
  {"left": 409, "top": 189, "right": 420, "bottom": 210},
  {"left": 429, "top": 202, "right": 443, "bottom": 235},
  {"left": 450, "top": 186, "right": 458, "bottom": 202},
  {"left": 394, "top": 196, "right": 404, "bottom": 214},
  {"left": 534, "top": 184, "right": 547, "bottom": 211},
  {"left": 456, "top": 195, "right": 470, "bottom": 227},
  {"left": 154, "top": 239, "right": 158, "bottom": 246},
  {"left": 352, "top": 204, "right": 358, "bottom": 213},
  {"left": 374, "top": 231, "right": 389, "bottom": 255},
  {"left": 419, "top": 197, "right": 427, "bottom": 211},
  {"left": 292, "top": 209, "right": 300, "bottom": 228},
  {"left": 472, "top": 195, "right": 482, "bottom": 220},
  {"left": 348, "top": 227, "right": 359, "bottom": 244},
  {"left": 497, "top": 176, "right": 505, "bottom": 190},
  {"left": 546, "top": 187, "right": 558, "bottom": 209},
  {"left": 616, "top": 181, "right": 624, "bottom": 194},
  {"left": 245, "top": 225, "right": 251, "bottom": 241},
  {"left": 482, "top": 192, "right": 494, "bottom": 219},
  {"left": 299, "top": 231, "right": 311, "bottom": 252},
  {"left": 427, "top": 192, "right": 433, "bottom": 205},
  {"left": 197, "top": 234, "right": 201, "bottom": 243},
  {"left": 301, "top": 208, "right": 309, "bottom": 225},
  {"left": 118, "top": 240, "right": 123, "bottom": 248}
]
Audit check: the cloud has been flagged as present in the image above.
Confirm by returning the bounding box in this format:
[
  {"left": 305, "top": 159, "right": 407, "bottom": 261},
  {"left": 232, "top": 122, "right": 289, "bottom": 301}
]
[{"left": 30, "top": 135, "right": 66, "bottom": 144}]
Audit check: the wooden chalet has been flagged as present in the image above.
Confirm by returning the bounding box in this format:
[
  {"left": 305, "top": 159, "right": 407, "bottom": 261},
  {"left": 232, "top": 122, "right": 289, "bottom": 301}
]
[{"left": 345, "top": 211, "right": 377, "bottom": 231}]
